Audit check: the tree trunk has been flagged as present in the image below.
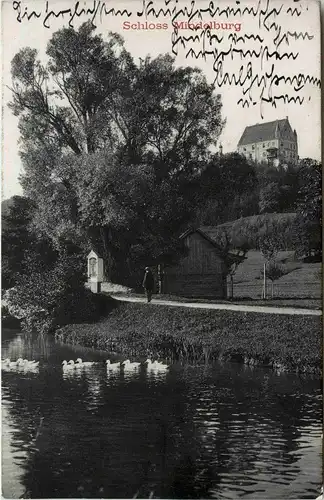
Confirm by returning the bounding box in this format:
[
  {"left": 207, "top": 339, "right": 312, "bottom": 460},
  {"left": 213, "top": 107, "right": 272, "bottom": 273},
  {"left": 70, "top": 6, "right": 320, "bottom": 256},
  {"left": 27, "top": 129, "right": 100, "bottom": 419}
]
[
  {"left": 262, "top": 263, "right": 267, "bottom": 299},
  {"left": 100, "top": 227, "right": 114, "bottom": 282},
  {"left": 158, "top": 264, "right": 163, "bottom": 294}
]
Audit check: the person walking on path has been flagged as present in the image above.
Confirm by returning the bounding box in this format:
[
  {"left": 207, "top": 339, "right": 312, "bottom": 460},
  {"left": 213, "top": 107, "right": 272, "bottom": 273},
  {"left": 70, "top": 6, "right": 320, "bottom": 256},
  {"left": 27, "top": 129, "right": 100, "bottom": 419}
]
[{"left": 143, "top": 267, "right": 154, "bottom": 303}]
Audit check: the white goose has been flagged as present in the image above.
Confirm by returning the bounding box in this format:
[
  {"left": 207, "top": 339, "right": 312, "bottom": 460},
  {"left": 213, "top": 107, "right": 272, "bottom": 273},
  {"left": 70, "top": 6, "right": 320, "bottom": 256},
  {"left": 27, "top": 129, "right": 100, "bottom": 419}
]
[
  {"left": 22, "top": 359, "right": 40, "bottom": 367},
  {"left": 18, "top": 360, "right": 39, "bottom": 370},
  {"left": 68, "top": 360, "right": 82, "bottom": 368},
  {"left": 2, "top": 358, "right": 24, "bottom": 368},
  {"left": 122, "top": 359, "right": 141, "bottom": 369},
  {"left": 106, "top": 360, "right": 121, "bottom": 369},
  {"left": 145, "top": 359, "right": 169, "bottom": 370},
  {"left": 62, "top": 360, "right": 75, "bottom": 370},
  {"left": 75, "top": 358, "right": 96, "bottom": 367}
]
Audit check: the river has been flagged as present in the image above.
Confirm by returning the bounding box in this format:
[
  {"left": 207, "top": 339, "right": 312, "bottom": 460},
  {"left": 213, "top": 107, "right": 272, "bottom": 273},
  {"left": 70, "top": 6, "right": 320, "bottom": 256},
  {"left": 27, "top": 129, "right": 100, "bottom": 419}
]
[{"left": 1, "top": 328, "right": 322, "bottom": 499}]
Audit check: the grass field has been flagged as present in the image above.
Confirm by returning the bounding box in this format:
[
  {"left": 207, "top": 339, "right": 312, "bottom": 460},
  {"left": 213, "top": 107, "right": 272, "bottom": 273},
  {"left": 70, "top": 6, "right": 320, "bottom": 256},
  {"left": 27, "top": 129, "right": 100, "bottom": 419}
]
[{"left": 232, "top": 250, "right": 321, "bottom": 300}]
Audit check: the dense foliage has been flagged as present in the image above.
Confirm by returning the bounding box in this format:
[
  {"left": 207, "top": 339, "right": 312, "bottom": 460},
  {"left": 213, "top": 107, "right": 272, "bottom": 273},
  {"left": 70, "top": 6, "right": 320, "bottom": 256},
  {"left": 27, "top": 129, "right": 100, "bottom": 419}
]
[
  {"left": 10, "top": 22, "right": 224, "bottom": 284},
  {"left": 5, "top": 255, "right": 115, "bottom": 334},
  {"left": 196, "top": 152, "right": 259, "bottom": 225},
  {"left": 2, "top": 196, "right": 57, "bottom": 289},
  {"left": 292, "top": 159, "right": 322, "bottom": 259}
]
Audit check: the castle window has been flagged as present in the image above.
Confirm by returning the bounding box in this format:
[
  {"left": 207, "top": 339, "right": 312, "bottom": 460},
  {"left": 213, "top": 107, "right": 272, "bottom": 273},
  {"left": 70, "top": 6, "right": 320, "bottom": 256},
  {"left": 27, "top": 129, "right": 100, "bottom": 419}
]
[{"left": 252, "top": 145, "right": 255, "bottom": 150}]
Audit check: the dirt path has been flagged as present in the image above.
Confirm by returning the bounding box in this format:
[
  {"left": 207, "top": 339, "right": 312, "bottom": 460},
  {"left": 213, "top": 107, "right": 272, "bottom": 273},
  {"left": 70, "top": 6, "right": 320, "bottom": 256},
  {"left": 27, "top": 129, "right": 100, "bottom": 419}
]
[{"left": 111, "top": 295, "right": 322, "bottom": 316}]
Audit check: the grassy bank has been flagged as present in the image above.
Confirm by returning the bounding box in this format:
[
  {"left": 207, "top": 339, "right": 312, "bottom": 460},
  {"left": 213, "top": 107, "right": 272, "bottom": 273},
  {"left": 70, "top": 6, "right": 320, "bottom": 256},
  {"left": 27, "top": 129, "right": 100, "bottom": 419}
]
[
  {"left": 108, "top": 292, "right": 322, "bottom": 310},
  {"left": 55, "top": 300, "right": 322, "bottom": 375}
]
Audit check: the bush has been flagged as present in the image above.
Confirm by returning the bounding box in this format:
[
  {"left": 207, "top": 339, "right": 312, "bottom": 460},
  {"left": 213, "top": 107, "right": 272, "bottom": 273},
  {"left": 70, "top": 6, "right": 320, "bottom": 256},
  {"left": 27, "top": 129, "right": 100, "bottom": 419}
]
[
  {"left": 5, "top": 255, "right": 115, "bottom": 334},
  {"left": 1, "top": 305, "right": 21, "bottom": 328}
]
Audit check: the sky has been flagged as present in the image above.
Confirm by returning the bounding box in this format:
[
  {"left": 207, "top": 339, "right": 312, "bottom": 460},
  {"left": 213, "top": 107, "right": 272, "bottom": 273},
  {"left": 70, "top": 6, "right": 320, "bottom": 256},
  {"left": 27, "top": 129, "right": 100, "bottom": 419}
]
[{"left": 1, "top": 0, "right": 321, "bottom": 199}]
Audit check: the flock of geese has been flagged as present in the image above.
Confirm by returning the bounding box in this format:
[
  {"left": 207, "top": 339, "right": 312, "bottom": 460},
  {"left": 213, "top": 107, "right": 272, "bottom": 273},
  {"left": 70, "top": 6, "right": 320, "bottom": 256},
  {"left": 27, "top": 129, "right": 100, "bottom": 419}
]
[
  {"left": 63, "top": 358, "right": 169, "bottom": 371},
  {"left": 2, "top": 357, "right": 169, "bottom": 372},
  {"left": 2, "top": 358, "right": 39, "bottom": 371}
]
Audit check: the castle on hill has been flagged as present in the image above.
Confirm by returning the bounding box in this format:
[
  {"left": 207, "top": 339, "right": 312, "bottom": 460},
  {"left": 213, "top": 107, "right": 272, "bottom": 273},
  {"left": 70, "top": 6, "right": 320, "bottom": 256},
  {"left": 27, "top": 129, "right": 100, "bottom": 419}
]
[{"left": 237, "top": 117, "right": 298, "bottom": 166}]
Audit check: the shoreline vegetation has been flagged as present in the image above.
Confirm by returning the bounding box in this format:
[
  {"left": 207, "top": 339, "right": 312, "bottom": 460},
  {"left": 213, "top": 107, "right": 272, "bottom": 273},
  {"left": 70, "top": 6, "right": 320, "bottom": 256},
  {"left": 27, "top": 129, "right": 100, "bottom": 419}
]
[{"left": 55, "top": 298, "right": 322, "bottom": 376}]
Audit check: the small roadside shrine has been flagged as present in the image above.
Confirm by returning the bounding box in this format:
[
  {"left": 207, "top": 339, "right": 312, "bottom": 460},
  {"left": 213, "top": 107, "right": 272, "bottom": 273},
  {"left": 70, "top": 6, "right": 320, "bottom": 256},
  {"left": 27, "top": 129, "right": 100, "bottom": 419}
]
[{"left": 87, "top": 250, "right": 104, "bottom": 293}]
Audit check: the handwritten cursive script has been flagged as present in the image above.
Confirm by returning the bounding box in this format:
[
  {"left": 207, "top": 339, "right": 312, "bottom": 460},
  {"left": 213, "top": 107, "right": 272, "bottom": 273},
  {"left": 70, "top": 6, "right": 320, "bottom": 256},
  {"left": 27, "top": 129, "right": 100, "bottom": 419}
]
[
  {"left": 170, "top": 0, "right": 320, "bottom": 118},
  {"left": 12, "top": 0, "right": 132, "bottom": 29},
  {"left": 11, "top": 0, "right": 321, "bottom": 117}
]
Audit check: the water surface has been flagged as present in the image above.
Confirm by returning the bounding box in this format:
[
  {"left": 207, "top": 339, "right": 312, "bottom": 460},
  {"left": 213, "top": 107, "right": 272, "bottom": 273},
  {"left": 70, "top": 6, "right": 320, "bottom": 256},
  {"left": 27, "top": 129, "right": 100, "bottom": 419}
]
[{"left": 1, "top": 329, "right": 322, "bottom": 499}]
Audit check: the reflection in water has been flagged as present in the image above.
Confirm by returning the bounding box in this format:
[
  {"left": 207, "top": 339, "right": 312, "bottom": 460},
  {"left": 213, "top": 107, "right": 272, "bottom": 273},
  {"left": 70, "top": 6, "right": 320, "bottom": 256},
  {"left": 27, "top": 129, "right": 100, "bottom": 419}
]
[
  {"left": 1, "top": 329, "right": 322, "bottom": 499},
  {"left": 85, "top": 372, "right": 103, "bottom": 411},
  {"left": 146, "top": 369, "right": 169, "bottom": 383},
  {"left": 2, "top": 364, "right": 39, "bottom": 375},
  {"left": 2, "top": 402, "right": 28, "bottom": 499},
  {"left": 62, "top": 367, "right": 83, "bottom": 382},
  {"left": 121, "top": 367, "right": 141, "bottom": 383}
]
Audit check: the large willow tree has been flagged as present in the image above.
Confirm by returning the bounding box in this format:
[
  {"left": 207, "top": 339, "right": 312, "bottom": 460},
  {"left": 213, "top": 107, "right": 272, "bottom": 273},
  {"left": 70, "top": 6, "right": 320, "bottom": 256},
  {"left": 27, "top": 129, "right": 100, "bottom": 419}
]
[{"left": 10, "top": 21, "right": 224, "bottom": 285}]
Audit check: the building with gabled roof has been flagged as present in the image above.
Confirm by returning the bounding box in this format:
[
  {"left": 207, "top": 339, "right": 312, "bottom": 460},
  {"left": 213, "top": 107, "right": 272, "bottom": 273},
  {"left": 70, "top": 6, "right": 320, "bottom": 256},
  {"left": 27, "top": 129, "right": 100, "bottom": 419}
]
[
  {"left": 162, "top": 227, "right": 245, "bottom": 299},
  {"left": 237, "top": 117, "right": 298, "bottom": 166}
]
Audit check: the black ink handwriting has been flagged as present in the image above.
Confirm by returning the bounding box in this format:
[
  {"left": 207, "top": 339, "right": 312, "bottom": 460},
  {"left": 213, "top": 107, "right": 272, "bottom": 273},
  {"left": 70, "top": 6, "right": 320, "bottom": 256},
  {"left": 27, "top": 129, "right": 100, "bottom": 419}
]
[
  {"left": 11, "top": 0, "right": 321, "bottom": 118},
  {"left": 13, "top": 1, "right": 41, "bottom": 22},
  {"left": 12, "top": 0, "right": 132, "bottom": 29}
]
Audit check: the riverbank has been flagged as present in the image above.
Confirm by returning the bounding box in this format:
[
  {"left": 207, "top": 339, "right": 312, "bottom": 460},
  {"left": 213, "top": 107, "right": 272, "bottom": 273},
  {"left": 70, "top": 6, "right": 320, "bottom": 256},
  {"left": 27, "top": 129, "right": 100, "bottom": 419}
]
[{"left": 55, "top": 300, "right": 322, "bottom": 375}]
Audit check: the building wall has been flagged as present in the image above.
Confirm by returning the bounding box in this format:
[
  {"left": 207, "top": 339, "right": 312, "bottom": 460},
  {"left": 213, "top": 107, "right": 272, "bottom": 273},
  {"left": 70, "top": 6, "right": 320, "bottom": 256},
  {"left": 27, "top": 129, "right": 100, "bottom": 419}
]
[
  {"left": 237, "top": 122, "right": 298, "bottom": 165},
  {"left": 277, "top": 139, "right": 298, "bottom": 162},
  {"left": 163, "top": 232, "right": 227, "bottom": 298},
  {"left": 238, "top": 139, "right": 279, "bottom": 162}
]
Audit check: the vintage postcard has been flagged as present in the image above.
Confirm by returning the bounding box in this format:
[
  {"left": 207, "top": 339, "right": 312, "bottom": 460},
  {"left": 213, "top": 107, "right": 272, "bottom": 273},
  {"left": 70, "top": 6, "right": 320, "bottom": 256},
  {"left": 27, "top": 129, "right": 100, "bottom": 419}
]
[{"left": 1, "top": 0, "right": 322, "bottom": 498}]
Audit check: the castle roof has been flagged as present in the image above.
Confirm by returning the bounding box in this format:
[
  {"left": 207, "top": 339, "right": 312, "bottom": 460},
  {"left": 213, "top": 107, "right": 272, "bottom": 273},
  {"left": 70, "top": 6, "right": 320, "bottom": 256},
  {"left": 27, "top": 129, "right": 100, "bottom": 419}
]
[{"left": 238, "top": 118, "right": 291, "bottom": 146}]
